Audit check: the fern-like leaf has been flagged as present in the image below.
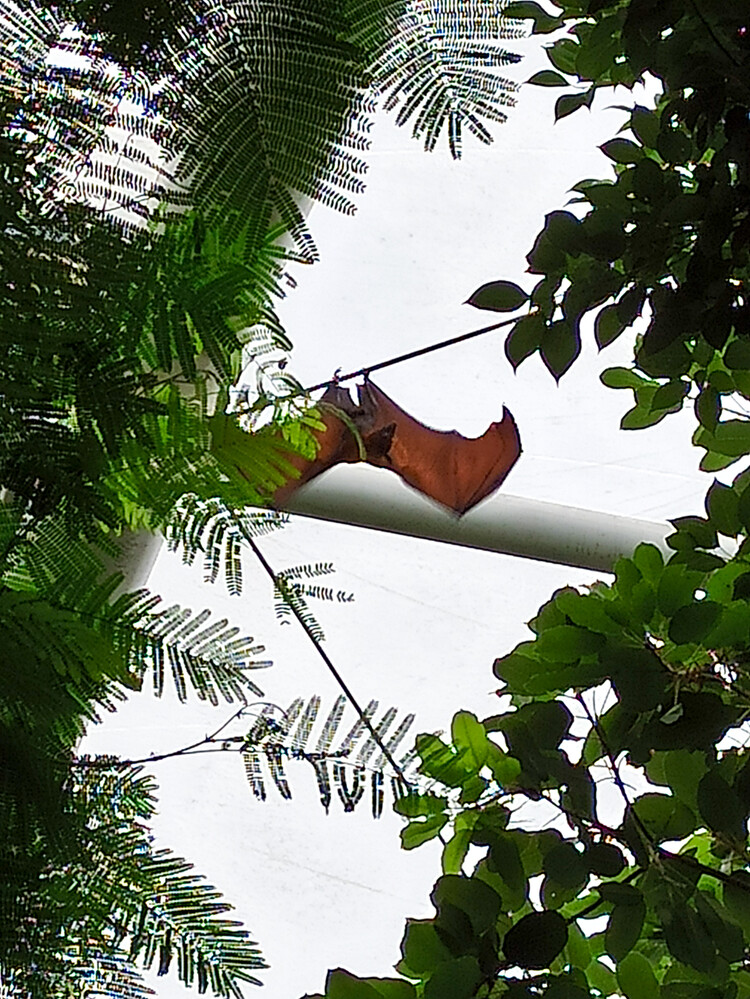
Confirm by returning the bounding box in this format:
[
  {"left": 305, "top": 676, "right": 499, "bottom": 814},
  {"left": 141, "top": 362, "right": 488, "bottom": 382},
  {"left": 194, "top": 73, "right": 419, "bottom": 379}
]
[{"left": 241, "top": 696, "right": 417, "bottom": 815}]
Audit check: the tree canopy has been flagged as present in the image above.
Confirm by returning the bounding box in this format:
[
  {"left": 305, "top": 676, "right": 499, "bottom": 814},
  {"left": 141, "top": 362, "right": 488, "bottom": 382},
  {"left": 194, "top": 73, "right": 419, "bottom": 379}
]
[
  {"left": 0, "top": 0, "right": 523, "bottom": 995},
  {"left": 305, "top": 3, "right": 750, "bottom": 999}
]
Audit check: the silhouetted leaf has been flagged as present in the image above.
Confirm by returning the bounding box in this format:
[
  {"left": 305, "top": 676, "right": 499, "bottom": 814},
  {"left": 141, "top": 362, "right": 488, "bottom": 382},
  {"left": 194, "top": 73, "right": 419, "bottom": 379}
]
[
  {"left": 503, "top": 911, "right": 568, "bottom": 969},
  {"left": 466, "top": 281, "right": 528, "bottom": 312}
]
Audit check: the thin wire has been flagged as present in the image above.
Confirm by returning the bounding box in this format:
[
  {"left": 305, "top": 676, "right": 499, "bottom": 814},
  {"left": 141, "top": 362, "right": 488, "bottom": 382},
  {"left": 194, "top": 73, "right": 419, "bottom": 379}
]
[
  {"left": 297, "top": 314, "right": 522, "bottom": 396},
  {"left": 246, "top": 534, "right": 416, "bottom": 791}
]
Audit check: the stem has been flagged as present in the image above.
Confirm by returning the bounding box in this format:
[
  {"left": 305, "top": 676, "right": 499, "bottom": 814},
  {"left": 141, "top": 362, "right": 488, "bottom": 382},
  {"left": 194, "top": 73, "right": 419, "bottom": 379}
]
[
  {"left": 74, "top": 705, "right": 250, "bottom": 768},
  {"left": 575, "top": 691, "right": 655, "bottom": 857}
]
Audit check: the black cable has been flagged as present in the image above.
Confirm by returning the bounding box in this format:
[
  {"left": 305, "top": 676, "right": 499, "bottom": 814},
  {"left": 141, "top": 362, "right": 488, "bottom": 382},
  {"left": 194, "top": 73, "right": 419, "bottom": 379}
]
[
  {"left": 246, "top": 535, "right": 416, "bottom": 791},
  {"left": 297, "top": 314, "right": 522, "bottom": 396}
]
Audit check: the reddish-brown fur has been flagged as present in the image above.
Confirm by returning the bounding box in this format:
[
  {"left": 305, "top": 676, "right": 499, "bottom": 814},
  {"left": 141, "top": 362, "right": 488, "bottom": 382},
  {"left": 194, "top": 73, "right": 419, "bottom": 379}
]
[{"left": 272, "top": 379, "right": 521, "bottom": 516}]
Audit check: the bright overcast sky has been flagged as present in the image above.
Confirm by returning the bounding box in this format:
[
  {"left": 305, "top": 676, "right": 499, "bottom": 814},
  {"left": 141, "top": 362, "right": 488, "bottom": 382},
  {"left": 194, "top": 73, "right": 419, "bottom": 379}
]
[{"left": 82, "top": 38, "right": 712, "bottom": 999}]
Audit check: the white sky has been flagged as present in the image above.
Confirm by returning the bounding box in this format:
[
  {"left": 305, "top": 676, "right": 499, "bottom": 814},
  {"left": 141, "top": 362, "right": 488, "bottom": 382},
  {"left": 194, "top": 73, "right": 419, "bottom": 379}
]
[{"left": 82, "top": 44, "right": 712, "bottom": 999}]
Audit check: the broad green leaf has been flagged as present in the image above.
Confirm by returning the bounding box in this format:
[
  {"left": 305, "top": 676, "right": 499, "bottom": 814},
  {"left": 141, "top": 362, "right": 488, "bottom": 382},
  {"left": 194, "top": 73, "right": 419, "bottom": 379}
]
[
  {"left": 631, "top": 106, "right": 661, "bottom": 149},
  {"left": 600, "top": 138, "right": 643, "bottom": 163},
  {"left": 400, "top": 920, "right": 453, "bottom": 975},
  {"left": 504, "top": 312, "right": 545, "bottom": 369},
  {"left": 395, "top": 793, "right": 449, "bottom": 818},
  {"left": 585, "top": 843, "right": 625, "bottom": 877},
  {"left": 697, "top": 769, "right": 746, "bottom": 839},
  {"left": 605, "top": 898, "right": 645, "bottom": 960},
  {"left": 724, "top": 339, "right": 750, "bottom": 370},
  {"left": 451, "top": 711, "right": 488, "bottom": 769},
  {"left": 504, "top": 0, "right": 563, "bottom": 31},
  {"left": 657, "top": 127, "right": 691, "bottom": 163},
  {"left": 423, "top": 957, "right": 482, "bottom": 999},
  {"left": 540, "top": 320, "right": 581, "bottom": 380},
  {"left": 544, "top": 975, "right": 589, "bottom": 999},
  {"left": 706, "top": 479, "right": 741, "bottom": 535},
  {"left": 527, "top": 70, "right": 570, "bottom": 86},
  {"left": 695, "top": 891, "right": 745, "bottom": 963},
  {"left": 630, "top": 793, "right": 695, "bottom": 841},
  {"left": 442, "top": 814, "right": 477, "bottom": 875},
  {"left": 325, "top": 970, "right": 416, "bottom": 999},
  {"left": 432, "top": 875, "right": 501, "bottom": 936},
  {"left": 668, "top": 601, "right": 721, "bottom": 645},
  {"left": 503, "top": 910, "right": 568, "bottom": 969},
  {"left": 555, "top": 89, "right": 594, "bottom": 121},
  {"left": 723, "top": 871, "right": 750, "bottom": 933},
  {"left": 546, "top": 39, "right": 579, "bottom": 75},
  {"left": 595, "top": 305, "right": 627, "bottom": 349},
  {"left": 662, "top": 750, "right": 709, "bottom": 810},
  {"left": 656, "top": 563, "right": 703, "bottom": 617},
  {"left": 600, "top": 366, "right": 650, "bottom": 389},
  {"left": 662, "top": 903, "right": 716, "bottom": 972},
  {"left": 487, "top": 832, "right": 526, "bottom": 902},
  {"left": 632, "top": 542, "right": 664, "bottom": 583},
  {"left": 416, "top": 734, "right": 474, "bottom": 787},
  {"left": 536, "top": 624, "right": 604, "bottom": 662},
  {"left": 617, "top": 951, "right": 659, "bottom": 999},
  {"left": 543, "top": 842, "right": 588, "bottom": 888},
  {"left": 400, "top": 813, "right": 449, "bottom": 850},
  {"left": 486, "top": 743, "right": 522, "bottom": 786},
  {"left": 466, "top": 280, "right": 528, "bottom": 313},
  {"left": 697, "top": 420, "right": 750, "bottom": 458}
]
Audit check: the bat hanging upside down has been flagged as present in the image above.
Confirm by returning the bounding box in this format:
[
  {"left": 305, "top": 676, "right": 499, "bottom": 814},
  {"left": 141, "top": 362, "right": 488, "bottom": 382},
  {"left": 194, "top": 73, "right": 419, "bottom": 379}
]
[{"left": 272, "top": 378, "right": 521, "bottom": 516}]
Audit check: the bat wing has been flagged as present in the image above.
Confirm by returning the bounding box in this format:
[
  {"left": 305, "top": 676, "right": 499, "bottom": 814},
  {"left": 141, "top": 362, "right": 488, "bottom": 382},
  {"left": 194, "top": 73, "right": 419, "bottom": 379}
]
[
  {"left": 270, "top": 379, "right": 522, "bottom": 516},
  {"left": 357, "top": 380, "right": 521, "bottom": 515}
]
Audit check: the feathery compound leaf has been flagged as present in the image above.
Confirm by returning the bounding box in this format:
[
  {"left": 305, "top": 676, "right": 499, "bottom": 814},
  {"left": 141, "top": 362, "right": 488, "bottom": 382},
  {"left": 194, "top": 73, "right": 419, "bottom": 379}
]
[
  {"left": 241, "top": 696, "right": 417, "bottom": 816},
  {"left": 366, "top": 0, "right": 521, "bottom": 158},
  {"left": 115, "top": 590, "right": 271, "bottom": 703}
]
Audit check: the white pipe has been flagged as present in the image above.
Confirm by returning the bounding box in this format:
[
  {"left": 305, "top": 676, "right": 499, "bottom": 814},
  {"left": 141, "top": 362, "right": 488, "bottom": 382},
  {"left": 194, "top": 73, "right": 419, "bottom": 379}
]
[{"left": 280, "top": 470, "right": 673, "bottom": 574}]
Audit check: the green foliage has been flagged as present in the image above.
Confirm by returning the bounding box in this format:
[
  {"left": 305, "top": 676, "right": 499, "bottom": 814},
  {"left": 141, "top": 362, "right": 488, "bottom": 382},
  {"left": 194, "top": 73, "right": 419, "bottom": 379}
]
[
  {"left": 0, "top": 0, "right": 529, "bottom": 992},
  {"left": 312, "top": 4, "right": 750, "bottom": 999}
]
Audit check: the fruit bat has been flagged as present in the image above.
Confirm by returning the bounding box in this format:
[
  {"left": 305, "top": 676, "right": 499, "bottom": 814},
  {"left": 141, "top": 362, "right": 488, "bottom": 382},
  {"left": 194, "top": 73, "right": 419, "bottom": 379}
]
[{"left": 272, "top": 379, "right": 521, "bottom": 516}]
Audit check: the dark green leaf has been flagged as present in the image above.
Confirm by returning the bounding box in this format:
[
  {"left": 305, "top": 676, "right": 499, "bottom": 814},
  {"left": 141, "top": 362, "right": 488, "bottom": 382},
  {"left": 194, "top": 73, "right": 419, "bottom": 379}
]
[
  {"left": 486, "top": 832, "right": 526, "bottom": 898},
  {"left": 540, "top": 321, "right": 580, "bottom": 380},
  {"left": 630, "top": 793, "right": 696, "bottom": 841},
  {"left": 503, "top": 910, "right": 568, "bottom": 969},
  {"left": 697, "top": 769, "right": 747, "bottom": 839},
  {"left": 395, "top": 793, "right": 449, "bottom": 818},
  {"left": 555, "top": 89, "right": 595, "bottom": 121},
  {"left": 600, "top": 139, "right": 643, "bottom": 163},
  {"left": 546, "top": 39, "right": 579, "bottom": 75},
  {"left": 505, "top": 1, "right": 564, "bottom": 31},
  {"left": 662, "top": 903, "right": 716, "bottom": 972},
  {"left": 616, "top": 951, "right": 659, "bottom": 999},
  {"left": 527, "top": 70, "right": 570, "bottom": 87},
  {"left": 504, "top": 312, "right": 545, "bottom": 369},
  {"left": 630, "top": 106, "right": 661, "bottom": 149},
  {"left": 595, "top": 305, "right": 627, "bottom": 349},
  {"left": 543, "top": 842, "right": 588, "bottom": 888},
  {"left": 400, "top": 920, "right": 453, "bottom": 975},
  {"left": 466, "top": 281, "right": 528, "bottom": 313},
  {"left": 432, "top": 875, "right": 501, "bottom": 936},
  {"left": 657, "top": 128, "right": 691, "bottom": 164},
  {"left": 605, "top": 897, "right": 645, "bottom": 960},
  {"left": 585, "top": 843, "right": 625, "bottom": 877},
  {"left": 423, "top": 957, "right": 482, "bottom": 999},
  {"left": 668, "top": 601, "right": 721, "bottom": 645},
  {"left": 325, "top": 969, "right": 416, "bottom": 999},
  {"left": 600, "top": 366, "right": 649, "bottom": 389}
]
